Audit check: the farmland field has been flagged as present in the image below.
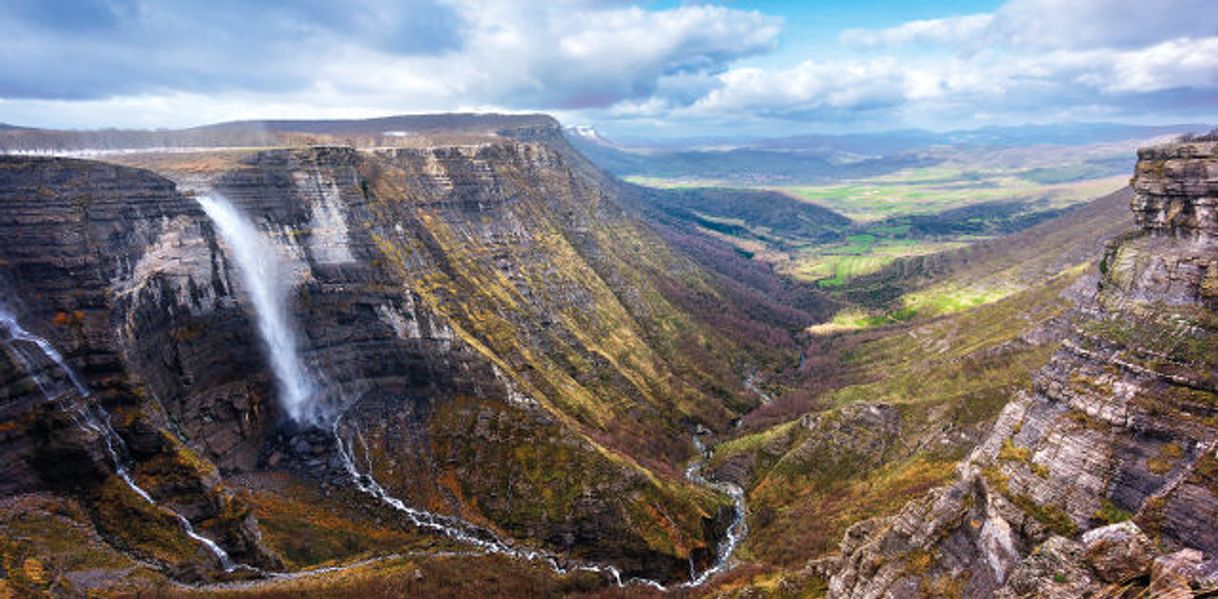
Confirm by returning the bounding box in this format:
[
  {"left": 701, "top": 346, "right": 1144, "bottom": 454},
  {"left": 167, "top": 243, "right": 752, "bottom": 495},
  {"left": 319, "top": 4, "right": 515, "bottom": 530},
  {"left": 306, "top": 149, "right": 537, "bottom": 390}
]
[
  {"left": 778, "top": 167, "right": 1127, "bottom": 222},
  {"left": 628, "top": 159, "right": 1128, "bottom": 291}
]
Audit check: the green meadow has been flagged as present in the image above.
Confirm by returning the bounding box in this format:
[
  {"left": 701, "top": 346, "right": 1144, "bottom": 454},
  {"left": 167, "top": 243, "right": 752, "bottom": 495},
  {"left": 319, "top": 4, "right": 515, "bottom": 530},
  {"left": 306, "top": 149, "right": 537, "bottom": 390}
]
[{"left": 778, "top": 166, "right": 1127, "bottom": 222}]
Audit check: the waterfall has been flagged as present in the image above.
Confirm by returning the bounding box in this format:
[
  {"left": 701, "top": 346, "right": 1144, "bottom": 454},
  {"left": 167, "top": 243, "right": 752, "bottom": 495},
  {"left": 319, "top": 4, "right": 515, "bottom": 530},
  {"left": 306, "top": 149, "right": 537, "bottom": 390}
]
[
  {"left": 0, "top": 308, "right": 88, "bottom": 395},
  {"left": 0, "top": 309, "right": 237, "bottom": 571},
  {"left": 197, "top": 194, "right": 316, "bottom": 423},
  {"left": 185, "top": 192, "right": 745, "bottom": 586}
]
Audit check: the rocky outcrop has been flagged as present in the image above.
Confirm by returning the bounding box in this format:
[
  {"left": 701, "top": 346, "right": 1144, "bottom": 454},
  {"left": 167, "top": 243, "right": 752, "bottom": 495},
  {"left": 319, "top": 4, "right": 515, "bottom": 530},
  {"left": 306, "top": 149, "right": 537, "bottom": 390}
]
[
  {"left": 0, "top": 156, "right": 278, "bottom": 574},
  {"left": 827, "top": 138, "right": 1218, "bottom": 597},
  {"left": 0, "top": 116, "right": 774, "bottom": 589}
]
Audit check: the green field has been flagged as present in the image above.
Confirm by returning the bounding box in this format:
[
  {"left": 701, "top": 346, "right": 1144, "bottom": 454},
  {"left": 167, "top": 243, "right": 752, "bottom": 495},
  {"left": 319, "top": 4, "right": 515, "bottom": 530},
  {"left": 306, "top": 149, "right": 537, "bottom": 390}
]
[
  {"left": 777, "top": 166, "right": 1127, "bottom": 222},
  {"left": 631, "top": 156, "right": 1129, "bottom": 324},
  {"left": 781, "top": 235, "right": 970, "bottom": 287}
]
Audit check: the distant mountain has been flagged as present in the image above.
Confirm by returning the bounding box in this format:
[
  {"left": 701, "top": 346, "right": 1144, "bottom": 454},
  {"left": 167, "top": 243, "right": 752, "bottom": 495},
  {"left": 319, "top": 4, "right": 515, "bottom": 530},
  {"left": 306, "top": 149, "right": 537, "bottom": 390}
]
[
  {"left": 0, "top": 113, "right": 559, "bottom": 152},
  {"left": 569, "top": 122, "right": 1208, "bottom": 185},
  {"left": 566, "top": 132, "right": 938, "bottom": 184}
]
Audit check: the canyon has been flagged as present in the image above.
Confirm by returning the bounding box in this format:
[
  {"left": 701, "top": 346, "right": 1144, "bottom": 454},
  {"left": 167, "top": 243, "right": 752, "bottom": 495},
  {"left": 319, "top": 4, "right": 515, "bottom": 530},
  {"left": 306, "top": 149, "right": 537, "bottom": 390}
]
[{"left": 0, "top": 114, "right": 1215, "bottom": 598}]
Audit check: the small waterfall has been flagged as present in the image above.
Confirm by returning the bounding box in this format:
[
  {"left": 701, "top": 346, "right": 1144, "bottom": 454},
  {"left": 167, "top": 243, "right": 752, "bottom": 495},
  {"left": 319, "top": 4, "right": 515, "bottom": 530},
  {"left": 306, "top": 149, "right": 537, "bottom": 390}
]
[
  {"left": 0, "top": 309, "right": 237, "bottom": 572},
  {"left": 197, "top": 194, "right": 316, "bottom": 423},
  {"left": 1, "top": 308, "right": 88, "bottom": 395}
]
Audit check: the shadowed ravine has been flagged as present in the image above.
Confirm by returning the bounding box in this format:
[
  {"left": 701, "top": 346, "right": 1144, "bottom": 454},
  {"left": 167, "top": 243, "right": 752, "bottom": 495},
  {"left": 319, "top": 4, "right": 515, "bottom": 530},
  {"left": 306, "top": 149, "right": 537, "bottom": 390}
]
[
  {"left": 0, "top": 309, "right": 240, "bottom": 573},
  {"left": 196, "top": 192, "right": 749, "bottom": 589},
  {"left": 330, "top": 411, "right": 747, "bottom": 589}
]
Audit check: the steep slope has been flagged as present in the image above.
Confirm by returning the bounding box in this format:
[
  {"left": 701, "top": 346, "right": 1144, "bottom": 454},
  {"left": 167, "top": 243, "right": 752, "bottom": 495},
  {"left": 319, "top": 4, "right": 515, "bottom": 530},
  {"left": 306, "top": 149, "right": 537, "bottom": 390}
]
[
  {"left": 0, "top": 156, "right": 281, "bottom": 586},
  {"left": 0, "top": 115, "right": 799, "bottom": 594},
  {"left": 659, "top": 162, "right": 1138, "bottom": 596},
  {"left": 828, "top": 136, "right": 1218, "bottom": 597}
]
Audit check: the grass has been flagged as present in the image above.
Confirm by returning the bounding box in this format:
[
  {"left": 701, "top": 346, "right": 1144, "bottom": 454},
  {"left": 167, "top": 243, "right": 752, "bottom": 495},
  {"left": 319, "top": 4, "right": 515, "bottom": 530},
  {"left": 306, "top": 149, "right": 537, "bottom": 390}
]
[
  {"left": 169, "top": 552, "right": 614, "bottom": 598},
  {"left": 1093, "top": 498, "right": 1133, "bottom": 525},
  {"left": 713, "top": 269, "right": 1082, "bottom": 592},
  {"left": 807, "top": 285, "right": 1019, "bottom": 334},
  {"left": 901, "top": 284, "right": 1021, "bottom": 317},
  {"left": 238, "top": 475, "right": 429, "bottom": 569},
  {"left": 634, "top": 163, "right": 1123, "bottom": 296},
  {"left": 783, "top": 237, "right": 969, "bottom": 287},
  {"left": 0, "top": 494, "right": 166, "bottom": 596},
  {"left": 777, "top": 166, "right": 1126, "bottom": 223}
]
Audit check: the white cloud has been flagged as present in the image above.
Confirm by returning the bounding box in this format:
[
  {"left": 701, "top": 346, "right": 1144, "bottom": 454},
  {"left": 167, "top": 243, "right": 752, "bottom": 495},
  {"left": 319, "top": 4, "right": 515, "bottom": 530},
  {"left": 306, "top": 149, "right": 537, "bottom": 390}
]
[
  {"left": 667, "top": 0, "right": 1218, "bottom": 131},
  {"left": 991, "top": 0, "right": 1218, "bottom": 50},
  {"left": 841, "top": 14, "right": 993, "bottom": 47},
  {"left": 1103, "top": 37, "right": 1218, "bottom": 92},
  {"left": 672, "top": 32, "right": 1218, "bottom": 126},
  {"left": 842, "top": 0, "right": 1218, "bottom": 51},
  {"left": 689, "top": 59, "right": 906, "bottom": 116},
  {"left": 0, "top": 1, "right": 780, "bottom": 127},
  {"left": 0, "top": 0, "right": 1215, "bottom": 134}
]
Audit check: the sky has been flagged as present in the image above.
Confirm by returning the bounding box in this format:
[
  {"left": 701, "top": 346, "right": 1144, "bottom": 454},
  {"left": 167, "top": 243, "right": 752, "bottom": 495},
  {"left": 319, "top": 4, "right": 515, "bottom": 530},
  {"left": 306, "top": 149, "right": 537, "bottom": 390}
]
[{"left": 0, "top": 0, "right": 1215, "bottom": 139}]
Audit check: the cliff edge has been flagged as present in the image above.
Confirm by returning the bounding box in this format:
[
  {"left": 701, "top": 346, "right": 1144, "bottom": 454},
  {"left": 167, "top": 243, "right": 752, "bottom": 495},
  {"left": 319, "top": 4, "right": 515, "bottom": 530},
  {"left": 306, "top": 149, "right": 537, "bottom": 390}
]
[{"left": 827, "top": 134, "right": 1218, "bottom": 598}]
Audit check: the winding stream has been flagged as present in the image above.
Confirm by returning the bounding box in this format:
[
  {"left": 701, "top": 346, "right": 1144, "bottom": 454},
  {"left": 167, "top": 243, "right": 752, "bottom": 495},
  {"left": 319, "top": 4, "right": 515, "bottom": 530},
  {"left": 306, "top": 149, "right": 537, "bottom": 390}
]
[
  {"left": 0, "top": 309, "right": 238, "bottom": 572},
  {"left": 686, "top": 432, "right": 748, "bottom": 586},
  {"left": 334, "top": 409, "right": 747, "bottom": 590},
  {"left": 124, "top": 188, "right": 749, "bottom": 588}
]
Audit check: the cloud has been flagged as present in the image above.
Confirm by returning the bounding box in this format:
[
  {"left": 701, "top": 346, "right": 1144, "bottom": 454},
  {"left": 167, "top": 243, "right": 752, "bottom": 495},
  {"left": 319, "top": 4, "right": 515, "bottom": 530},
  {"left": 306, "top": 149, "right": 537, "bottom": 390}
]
[
  {"left": 675, "top": 32, "right": 1218, "bottom": 127},
  {"left": 0, "top": 0, "right": 465, "bottom": 100},
  {"left": 0, "top": 0, "right": 779, "bottom": 122},
  {"left": 0, "top": 0, "right": 1213, "bottom": 134},
  {"left": 990, "top": 0, "right": 1218, "bottom": 50},
  {"left": 443, "top": 2, "right": 780, "bottom": 109},
  {"left": 841, "top": 14, "right": 993, "bottom": 47},
  {"left": 843, "top": 0, "right": 1218, "bottom": 51},
  {"left": 688, "top": 59, "right": 908, "bottom": 117},
  {"left": 670, "top": 0, "right": 1218, "bottom": 132}
]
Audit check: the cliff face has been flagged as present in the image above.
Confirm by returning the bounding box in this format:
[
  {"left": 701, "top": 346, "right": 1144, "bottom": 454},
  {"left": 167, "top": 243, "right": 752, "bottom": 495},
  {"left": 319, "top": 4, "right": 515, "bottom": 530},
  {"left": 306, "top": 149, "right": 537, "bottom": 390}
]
[
  {"left": 828, "top": 139, "right": 1218, "bottom": 597},
  {"left": 0, "top": 156, "right": 278, "bottom": 577},
  {"left": 205, "top": 142, "right": 742, "bottom": 577},
  {"left": 0, "top": 117, "right": 777, "bottom": 591}
]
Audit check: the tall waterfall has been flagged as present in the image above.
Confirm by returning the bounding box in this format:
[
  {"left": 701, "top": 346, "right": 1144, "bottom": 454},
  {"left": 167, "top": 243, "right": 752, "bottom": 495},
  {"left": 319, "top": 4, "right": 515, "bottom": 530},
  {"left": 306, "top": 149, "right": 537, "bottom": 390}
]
[
  {"left": 197, "top": 194, "right": 316, "bottom": 423},
  {"left": 0, "top": 309, "right": 237, "bottom": 571}
]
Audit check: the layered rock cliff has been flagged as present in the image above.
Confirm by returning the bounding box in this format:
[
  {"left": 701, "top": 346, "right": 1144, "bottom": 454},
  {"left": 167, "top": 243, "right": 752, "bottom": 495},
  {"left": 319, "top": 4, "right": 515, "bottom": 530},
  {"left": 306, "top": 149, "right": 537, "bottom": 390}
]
[
  {"left": 0, "top": 116, "right": 788, "bottom": 593},
  {"left": 0, "top": 156, "right": 280, "bottom": 581},
  {"left": 827, "top": 137, "right": 1218, "bottom": 597}
]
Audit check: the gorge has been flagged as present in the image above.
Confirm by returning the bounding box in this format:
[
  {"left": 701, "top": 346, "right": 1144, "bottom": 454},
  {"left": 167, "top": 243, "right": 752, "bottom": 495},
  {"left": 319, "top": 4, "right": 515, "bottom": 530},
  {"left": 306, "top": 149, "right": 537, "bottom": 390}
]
[{"left": 0, "top": 115, "right": 1215, "bottom": 598}]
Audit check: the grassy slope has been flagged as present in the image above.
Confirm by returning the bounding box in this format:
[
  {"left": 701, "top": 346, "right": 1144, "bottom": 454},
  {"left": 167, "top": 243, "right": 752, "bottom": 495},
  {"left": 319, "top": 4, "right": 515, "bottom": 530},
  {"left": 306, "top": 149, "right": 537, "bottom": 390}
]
[
  {"left": 816, "top": 186, "right": 1134, "bottom": 330},
  {"left": 780, "top": 165, "right": 1126, "bottom": 222},
  {"left": 694, "top": 187, "right": 1138, "bottom": 595},
  {"left": 620, "top": 140, "right": 1137, "bottom": 291},
  {"left": 361, "top": 146, "right": 774, "bottom": 470},
  {"left": 702, "top": 267, "right": 1088, "bottom": 596}
]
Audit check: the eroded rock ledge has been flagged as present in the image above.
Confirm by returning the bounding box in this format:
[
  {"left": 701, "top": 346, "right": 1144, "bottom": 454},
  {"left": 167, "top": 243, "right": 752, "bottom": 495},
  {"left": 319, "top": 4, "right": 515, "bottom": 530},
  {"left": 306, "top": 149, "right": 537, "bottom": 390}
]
[{"left": 826, "top": 137, "right": 1218, "bottom": 598}]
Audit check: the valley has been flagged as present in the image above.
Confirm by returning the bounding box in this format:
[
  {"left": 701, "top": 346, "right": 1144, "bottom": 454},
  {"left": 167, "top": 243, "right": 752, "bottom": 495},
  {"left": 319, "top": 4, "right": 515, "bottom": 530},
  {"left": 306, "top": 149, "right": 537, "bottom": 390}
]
[{"left": 0, "top": 114, "right": 1214, "bottom": 599}]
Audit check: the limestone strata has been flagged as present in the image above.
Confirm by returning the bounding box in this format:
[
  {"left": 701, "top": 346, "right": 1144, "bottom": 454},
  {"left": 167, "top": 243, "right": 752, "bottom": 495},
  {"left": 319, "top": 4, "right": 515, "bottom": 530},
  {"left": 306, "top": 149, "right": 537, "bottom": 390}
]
[
  {"left": 0, "top": 156, "right": 277, "bottom": 572},
  {"left": 828, "top": 139, "right": 1218, "bottom": 598},
  {"left": 0, "top": 116, "right": 768, "bottom": 586}
]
